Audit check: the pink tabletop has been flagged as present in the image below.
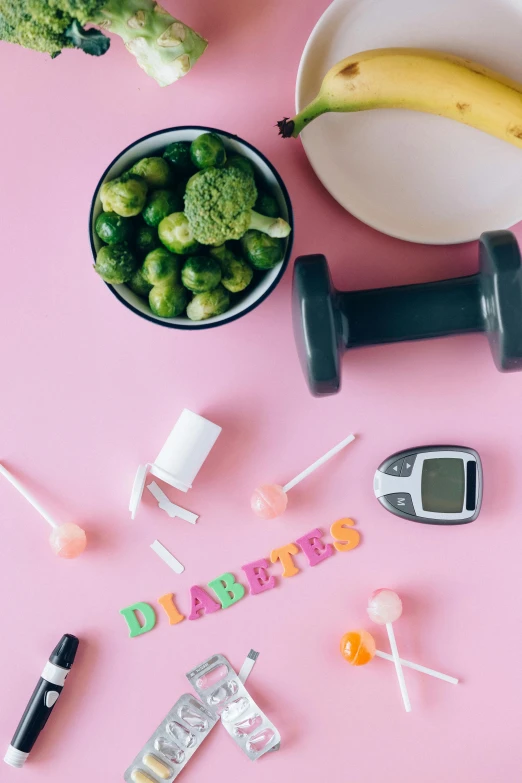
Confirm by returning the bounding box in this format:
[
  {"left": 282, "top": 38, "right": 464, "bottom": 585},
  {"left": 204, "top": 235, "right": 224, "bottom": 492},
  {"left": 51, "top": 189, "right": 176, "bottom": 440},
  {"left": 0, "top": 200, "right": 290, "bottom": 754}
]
[{"left": 1, "top": 1, "right": 521, "bottom": 781}]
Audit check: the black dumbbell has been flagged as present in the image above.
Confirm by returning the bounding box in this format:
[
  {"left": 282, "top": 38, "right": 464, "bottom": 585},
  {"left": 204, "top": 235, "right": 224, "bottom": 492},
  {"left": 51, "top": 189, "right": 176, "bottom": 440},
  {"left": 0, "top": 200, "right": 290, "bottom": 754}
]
[{"left": 292, "top": 230, "right": 522, "bottom": 396}]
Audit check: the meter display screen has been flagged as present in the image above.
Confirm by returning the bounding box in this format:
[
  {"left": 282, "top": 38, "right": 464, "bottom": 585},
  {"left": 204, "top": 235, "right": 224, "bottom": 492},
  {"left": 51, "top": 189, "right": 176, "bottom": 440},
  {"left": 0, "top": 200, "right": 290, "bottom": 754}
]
[{"left": 421, "top": 458, "right": 465, "bottom": 513}]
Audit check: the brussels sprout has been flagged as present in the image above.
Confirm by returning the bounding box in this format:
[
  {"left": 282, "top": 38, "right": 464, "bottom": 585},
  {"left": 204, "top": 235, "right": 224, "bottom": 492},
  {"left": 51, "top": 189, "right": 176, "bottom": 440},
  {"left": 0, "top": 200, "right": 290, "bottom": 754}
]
[
  {"left": 158, "top": 212, "right": 200, "bottom": 255},
  {"left": 210, "top": 245, "right": 253, "bottom": 293},
  {"left": 143, "top": 189, "right": 183, "bottom": 227},
  {"left": 143, "top": 247, "right": 180, "bottom": 286},
  {"left": 149, "top": 283, "right": 188, "bottom": 318},
  {"left": 255, "top": 191, "right": 280, "bottom": 219},
  {"left": 100, "top": 173, "right": 148, "bottom": 217},
  {"left": 190, "top": 133, "right": 226, "bottom": 169},
  {"left": 241, "top": 230, "right": 284, "bottom": 270},
  {"left": 135, "top": 223, "right": 162, "bottom": 256},
  {"left": 226, "top": 155, "right": 255, "bottom": 179},
  {"left": 130, "top": 157, "right": 171, "bottom": 189},
  {"left": 181, "top": 256, "right": 221, "bottom": 293},
  {"left": 95, "top": 212, "right": 134, "bottom": 245},
  {"left": 94, "top": 244, "right": 138, "bottom": 284},
  {"left": 186, "top": 286, "right": 230, "bottom": 321},
  {"left": 128, "top": 266, "right": 153, "bottom": 298},
  {"left": 163, "top": 141, "right": 196, "bottom": 175}
]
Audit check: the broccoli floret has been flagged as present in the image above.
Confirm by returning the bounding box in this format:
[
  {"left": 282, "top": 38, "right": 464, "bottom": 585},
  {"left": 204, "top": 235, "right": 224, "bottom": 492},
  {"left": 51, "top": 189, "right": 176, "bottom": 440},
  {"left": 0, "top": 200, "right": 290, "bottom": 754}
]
[
  {"left": 184, "top": 167, "right": 292, "bottom": 246},
  {"left": 0, "top": 0, "right": 207, "bottom": 84},
  {"left": 0, "top": 1, "right": 108, "bottom": 57}
]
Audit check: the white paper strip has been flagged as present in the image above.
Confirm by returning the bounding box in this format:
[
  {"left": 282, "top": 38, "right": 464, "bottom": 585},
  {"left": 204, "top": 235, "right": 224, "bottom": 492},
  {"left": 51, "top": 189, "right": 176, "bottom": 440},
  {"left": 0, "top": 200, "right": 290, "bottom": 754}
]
[
  {"left": 147, "top": 482, "right": 199, "bottom": 524},
  {"left": 238, "top": 649, "right": 259, "bottom": 683},
  {"left": 150, "top": 539, "right": 185, "bottom": 574}
]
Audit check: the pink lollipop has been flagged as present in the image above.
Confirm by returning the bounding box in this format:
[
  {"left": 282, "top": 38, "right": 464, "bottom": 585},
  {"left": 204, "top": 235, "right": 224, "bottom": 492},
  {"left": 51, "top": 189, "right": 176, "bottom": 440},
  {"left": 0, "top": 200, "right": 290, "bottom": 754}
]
[
  {"left": 251, "top": 433, "right": 355, "bottom": 519},
  {"left": 0, "top": 464, "right": 87, "bottom": 559},
  {"left": 49, "top": 522, "right": 87, "bottom": 559},
  {"left": 367, "top": 589, "right": 411, "bottom": 712}
]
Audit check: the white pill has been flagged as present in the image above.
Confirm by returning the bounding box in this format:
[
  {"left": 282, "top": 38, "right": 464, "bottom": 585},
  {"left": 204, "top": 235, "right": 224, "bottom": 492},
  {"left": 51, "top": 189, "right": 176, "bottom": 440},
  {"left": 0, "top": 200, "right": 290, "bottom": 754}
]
[
  {"left": 131, "top": 770, "right": 155, "bottom": 783},
  {"left": 143, "top": 753, "right": 172, "bottom": 780}
]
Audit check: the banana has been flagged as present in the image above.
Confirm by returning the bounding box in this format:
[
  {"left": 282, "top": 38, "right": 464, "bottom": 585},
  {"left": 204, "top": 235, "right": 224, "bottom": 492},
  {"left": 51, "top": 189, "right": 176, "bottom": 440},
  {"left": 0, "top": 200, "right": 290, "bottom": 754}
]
[{"left": 277, "top": 48, "right": 522, "bottom": 148}]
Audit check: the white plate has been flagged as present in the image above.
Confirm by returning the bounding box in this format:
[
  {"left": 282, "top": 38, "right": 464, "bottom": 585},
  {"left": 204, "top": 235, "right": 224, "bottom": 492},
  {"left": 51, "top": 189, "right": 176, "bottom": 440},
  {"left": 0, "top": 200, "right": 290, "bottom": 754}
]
[{"left": 296, "top": 0, "right": 522, "bottom": 244}]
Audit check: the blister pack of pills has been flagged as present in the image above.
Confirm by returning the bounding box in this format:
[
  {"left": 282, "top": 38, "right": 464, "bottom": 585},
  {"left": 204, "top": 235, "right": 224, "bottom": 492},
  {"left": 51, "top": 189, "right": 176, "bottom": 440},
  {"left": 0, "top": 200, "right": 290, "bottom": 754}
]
[
  {"left": 123, "top": 693, "right": 218, "bottom": 783},
  {"left": 186, "top": 653, "right": 281, "bottom": 760}
]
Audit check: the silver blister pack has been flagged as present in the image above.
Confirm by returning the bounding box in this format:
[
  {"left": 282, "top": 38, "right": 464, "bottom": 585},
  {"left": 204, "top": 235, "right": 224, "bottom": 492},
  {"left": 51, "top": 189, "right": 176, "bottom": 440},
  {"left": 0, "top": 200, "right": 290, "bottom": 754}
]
[
  {"left": 123, "top": 693, "right": 218, "bottom": 783},
  {"left": 186, "top": 653, "right": 281, "bottom": 760}
]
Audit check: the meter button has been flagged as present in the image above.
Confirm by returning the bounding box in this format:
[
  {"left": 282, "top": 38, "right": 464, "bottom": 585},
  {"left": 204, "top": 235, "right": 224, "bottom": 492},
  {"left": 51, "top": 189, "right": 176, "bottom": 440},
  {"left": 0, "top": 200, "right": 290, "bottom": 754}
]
[
  {"left": 400, "top": 456, "right": 416, "bottom": 477},
  {"left": 384, "top": 493, "right": 415, "bottom": 516},
  {"left": 384, "top": 459, "right": 404, "bottom": 477}
]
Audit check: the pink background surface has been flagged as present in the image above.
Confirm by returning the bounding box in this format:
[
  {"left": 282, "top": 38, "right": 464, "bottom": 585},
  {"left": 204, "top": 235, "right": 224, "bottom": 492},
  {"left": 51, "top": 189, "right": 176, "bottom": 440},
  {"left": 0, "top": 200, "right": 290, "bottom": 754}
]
[{"left": 1, "top": 1, "right": 521, "bottom": 781}]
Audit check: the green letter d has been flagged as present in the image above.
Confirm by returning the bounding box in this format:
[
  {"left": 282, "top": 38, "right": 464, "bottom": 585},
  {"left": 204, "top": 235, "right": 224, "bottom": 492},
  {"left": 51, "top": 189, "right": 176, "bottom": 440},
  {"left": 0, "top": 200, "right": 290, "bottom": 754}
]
[{"left": 120, "top": 602, "right": 156, "bottom": 638}]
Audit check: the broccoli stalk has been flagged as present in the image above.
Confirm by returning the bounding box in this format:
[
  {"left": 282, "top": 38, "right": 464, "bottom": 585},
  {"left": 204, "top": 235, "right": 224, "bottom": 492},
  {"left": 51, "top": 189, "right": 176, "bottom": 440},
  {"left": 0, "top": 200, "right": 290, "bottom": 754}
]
[
  {"left": 248, "top": 211, "right": 291, "bottom": 239},
  {"left": 0, "top": 0, "right": 207, "bottom": 86},
  {"left": 95, "top": 0, "right": 207, "bottom": 85}
]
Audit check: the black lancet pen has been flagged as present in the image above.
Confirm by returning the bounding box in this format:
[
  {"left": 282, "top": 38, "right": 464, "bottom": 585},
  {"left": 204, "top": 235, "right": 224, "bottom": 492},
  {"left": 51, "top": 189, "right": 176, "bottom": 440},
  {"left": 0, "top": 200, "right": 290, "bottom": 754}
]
[{"left": 4, "top": 634, "right": 79, "bottom": 768}]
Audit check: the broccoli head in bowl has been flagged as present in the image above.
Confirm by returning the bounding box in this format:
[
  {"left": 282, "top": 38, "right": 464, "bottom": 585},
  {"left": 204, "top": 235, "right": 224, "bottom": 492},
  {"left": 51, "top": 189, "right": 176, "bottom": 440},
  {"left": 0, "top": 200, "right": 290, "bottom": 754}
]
[{"left": 184, "top": 167, "right": 291, "bottom": 246}]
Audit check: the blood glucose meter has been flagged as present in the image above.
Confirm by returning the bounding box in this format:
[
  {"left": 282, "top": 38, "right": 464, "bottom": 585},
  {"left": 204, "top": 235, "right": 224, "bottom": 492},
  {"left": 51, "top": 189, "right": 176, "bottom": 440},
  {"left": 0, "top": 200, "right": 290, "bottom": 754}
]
[{"left": 374, "top": 446, "right": 482, "bottom": 524}]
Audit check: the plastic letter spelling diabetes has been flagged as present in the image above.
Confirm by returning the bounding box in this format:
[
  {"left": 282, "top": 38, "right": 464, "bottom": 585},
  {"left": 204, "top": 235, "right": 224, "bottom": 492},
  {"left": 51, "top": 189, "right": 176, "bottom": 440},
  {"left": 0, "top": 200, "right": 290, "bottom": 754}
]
[{"left": 120, "top": 521, "right": 361, "bottom": 638}]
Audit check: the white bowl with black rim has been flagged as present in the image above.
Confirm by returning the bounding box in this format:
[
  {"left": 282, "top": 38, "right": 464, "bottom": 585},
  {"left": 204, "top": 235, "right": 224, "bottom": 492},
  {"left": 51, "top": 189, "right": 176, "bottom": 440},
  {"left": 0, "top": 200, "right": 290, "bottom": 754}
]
[{"left": 89, "top": 126, "right": 294, "bottom": 329}]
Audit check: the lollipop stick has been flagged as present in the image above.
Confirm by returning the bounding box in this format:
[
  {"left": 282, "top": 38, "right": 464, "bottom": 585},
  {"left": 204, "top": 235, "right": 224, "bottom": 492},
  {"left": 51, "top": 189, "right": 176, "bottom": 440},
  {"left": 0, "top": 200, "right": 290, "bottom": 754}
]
[
  {"left": 0, "top": 463, "right": 58, "bottom": 529},
  {"left": 386, "top": 622, "right": 411, "bottom": 712},
  {"left": 282, "top": 434, "right": 355, "bottom": 493},
  {"left": 375, "top": 651, "right": 458, "bottom": 684}
]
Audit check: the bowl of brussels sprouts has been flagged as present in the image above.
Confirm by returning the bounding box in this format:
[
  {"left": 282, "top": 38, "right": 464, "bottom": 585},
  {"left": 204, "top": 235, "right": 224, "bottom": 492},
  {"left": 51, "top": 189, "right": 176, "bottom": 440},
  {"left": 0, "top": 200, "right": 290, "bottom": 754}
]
[{"left": 89, "top": 127, "right": 294, "bottom": 328}]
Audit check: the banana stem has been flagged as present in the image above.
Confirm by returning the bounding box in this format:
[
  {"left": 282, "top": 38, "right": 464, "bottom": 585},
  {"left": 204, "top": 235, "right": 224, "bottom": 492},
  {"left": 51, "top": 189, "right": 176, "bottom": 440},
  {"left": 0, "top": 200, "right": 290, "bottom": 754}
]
[{"left": 278, "top": 97, "right": 329, "bottom": 138}]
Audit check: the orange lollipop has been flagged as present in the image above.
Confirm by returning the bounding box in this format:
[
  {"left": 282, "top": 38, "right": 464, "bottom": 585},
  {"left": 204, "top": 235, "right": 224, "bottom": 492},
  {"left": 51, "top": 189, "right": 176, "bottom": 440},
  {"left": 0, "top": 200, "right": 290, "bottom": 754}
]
[
  {"left": 340, "top": 629, "right": 376, "bottom": 666},
  {"left": 340, "top": 628, "right": 459, "bottom": 684}
]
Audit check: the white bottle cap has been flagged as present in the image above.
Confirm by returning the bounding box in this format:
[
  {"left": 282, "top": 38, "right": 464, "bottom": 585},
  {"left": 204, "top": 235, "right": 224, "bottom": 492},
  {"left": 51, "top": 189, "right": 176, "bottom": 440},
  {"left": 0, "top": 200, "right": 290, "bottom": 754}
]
[
  {"left": 4, "top": 745, "right": 29, "bottom": 768},
  {"left": 129, "top": 410, "right": 221, "bottom": 518},
  {"left": 129, "top": 463, "right": 149, "bottom": 520},
  {"left": 150, "top": 409, "right": 222, "bottom": 491}
]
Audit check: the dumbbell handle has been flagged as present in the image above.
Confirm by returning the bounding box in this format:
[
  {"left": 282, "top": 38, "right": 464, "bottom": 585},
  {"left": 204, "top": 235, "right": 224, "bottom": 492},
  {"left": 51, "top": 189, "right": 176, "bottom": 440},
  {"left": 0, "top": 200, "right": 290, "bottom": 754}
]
[{"left": 340, "top": 274, "right": 483, "bottom": 348}]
